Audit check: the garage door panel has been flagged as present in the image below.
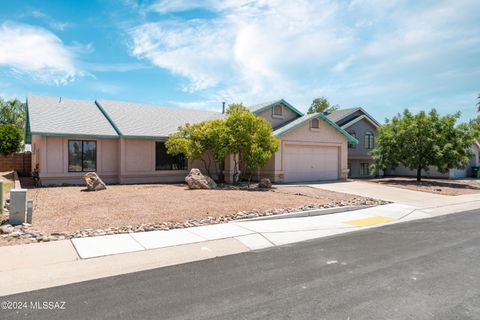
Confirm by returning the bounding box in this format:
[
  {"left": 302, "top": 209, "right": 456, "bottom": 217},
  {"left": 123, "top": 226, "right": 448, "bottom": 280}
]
[{"left": 284, "top": 145, "right": 338, "bottom": 182}]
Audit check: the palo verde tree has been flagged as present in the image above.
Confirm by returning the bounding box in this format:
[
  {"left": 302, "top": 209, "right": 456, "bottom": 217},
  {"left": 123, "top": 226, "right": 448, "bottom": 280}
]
[
  {"left": 224, "top": 104, "right": 280, "bottom": 184},
  {"left": 370, "top": 109, "right": 474, "bottom": 182},
  {"left": 307, "top": 97, "right": 339, "bottom": 115}
]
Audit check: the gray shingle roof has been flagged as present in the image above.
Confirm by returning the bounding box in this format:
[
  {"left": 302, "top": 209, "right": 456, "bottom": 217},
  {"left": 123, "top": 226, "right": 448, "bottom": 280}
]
[
  {"left": 324, "top": 108, "right": 360, "bottom": 123},
  {"left": 96, "top": 99, "right": 224, "bottom": 138},
  {"left": 26, "top": 96, "right": 119, "bottom": 138}
]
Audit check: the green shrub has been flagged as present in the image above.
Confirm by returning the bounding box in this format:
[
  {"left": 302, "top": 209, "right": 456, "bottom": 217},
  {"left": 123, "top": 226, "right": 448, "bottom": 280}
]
[{"left": 0, "top": 124, "right": 22, "bottom": 155}]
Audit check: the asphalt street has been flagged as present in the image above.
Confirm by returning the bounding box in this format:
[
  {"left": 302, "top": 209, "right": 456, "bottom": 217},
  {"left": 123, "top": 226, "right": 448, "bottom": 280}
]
[{"left": 2, "top": 209, "right": 480, "bottom": 320}]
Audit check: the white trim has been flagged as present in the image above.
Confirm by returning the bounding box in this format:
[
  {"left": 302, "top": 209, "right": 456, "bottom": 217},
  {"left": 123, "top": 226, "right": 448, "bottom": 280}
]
[{"left": 341, "top": 114, "right": 380, "bottom": 129}]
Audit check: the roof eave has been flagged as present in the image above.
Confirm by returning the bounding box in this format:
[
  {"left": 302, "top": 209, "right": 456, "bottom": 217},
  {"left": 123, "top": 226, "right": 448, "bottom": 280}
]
[{"left": 30, "top": 132, "right": 120, "bottom": 139}]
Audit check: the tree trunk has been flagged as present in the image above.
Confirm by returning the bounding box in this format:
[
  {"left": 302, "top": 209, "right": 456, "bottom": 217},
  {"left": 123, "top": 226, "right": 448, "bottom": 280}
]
[
  {"left": 217, "top": 161, "right": 225, "bottom": 184},
  {"left": 200, "top": 158, "right": 212, "bottom": 180},
  {"left": 416, "top": 166, "right": 422, "bottom": 182}
]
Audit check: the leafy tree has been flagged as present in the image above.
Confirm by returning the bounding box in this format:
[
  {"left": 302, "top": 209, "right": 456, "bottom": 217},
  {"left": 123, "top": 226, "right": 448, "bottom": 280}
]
[
  {"left": 371, "top": 109, "right": 474, "bottom": 182},
  {"left": 477, "top": 94, "right": 480, "bottom": 112},
  {"left": 165, "top": 120, "right": 228, "bottom": 181},
  {"left": 0, "top": 98, "right": 25, "bottom": 129},
  {"left": 224, "top": 104, "right": 280, "bottom": 184},
  {"left": 0, "top": 124, "right": 22, "bottom": 155},
  {"left": 307, "top": 97, "right": 339, "bottom": 114},
  {"left": 166, "top": 103, "right": 279, "bottom": 186}
]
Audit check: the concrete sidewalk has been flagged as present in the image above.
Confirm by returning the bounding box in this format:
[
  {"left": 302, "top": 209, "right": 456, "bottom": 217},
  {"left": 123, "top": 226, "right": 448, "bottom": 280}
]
[
  {"left": 1, "top": 182, "right": 479, "bottom": 296},
  {"left": 305, "top": 180, "right": 480, "bottom": 207}
]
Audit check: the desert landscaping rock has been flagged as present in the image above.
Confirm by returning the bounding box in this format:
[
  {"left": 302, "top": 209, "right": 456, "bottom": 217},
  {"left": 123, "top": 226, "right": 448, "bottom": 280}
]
[
  {"left": 84, "top": 172, "right": 107, "bottom": 191},
  {"left": 0, "top": 224, "right": 13, "bottom": 234},
  {"left": 185, "top": 168, "right": 217, "bottom": 189},
  {"left": 0, "top": 196, "right": 388, "bottom": 245},
  {"left": 258, "top": 178, "right": 272, "bottom": 189}
]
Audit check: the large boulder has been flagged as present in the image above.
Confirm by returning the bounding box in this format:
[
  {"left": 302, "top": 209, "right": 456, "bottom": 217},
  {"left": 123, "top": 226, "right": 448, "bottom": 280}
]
[
  {"left": 258, "top": 178, "right": 272, "bottom": 189},
  {"left": 185, "top": 169, "right": 217, "bottom": 189},
  {"left": 84, "top": 172, "right": 107, "bottom": 191}
]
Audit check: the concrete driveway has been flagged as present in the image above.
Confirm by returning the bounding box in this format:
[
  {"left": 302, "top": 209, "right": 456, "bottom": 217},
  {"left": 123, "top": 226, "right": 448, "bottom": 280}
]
[{"left": 303, "top": 180, "right": 480, "bottom": 208}]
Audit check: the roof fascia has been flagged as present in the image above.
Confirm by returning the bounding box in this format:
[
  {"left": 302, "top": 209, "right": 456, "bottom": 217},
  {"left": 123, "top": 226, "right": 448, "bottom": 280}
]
[
  {"left": 253, "top": 99, "right": 304, "bottom": 116},
  {"left": 31, "top": 132, "right": 119, "bottom": 139}
]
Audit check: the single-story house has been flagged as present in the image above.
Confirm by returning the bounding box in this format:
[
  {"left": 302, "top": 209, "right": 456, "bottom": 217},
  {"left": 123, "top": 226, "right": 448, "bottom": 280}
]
[
  {"left": 326, "top": 107, "right": 381, "bottom": 178},
  {"left": 25, "top": 96, "right": 358, "bottom": 185}
]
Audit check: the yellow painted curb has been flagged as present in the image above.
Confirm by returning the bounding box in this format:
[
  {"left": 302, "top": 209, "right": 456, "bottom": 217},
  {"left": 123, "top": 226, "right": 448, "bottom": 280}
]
[{"left": 344, "top": 216, "right": 395, "bottom": 227}]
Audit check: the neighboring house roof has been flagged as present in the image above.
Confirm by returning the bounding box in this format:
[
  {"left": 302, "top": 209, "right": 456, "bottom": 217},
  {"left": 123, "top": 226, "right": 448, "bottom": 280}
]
[
  {"left": 341, "top": 114, "right": 380, "bottom": 130},
  {"left": 25, "top": 96, "right": 120, "bottom": 142},
  {"left": 326, "top": 107, "right": 381, "bottom": 127},
  {"left": 248, "top": 99, "right": 304, "bottom": 116},
  {"left": 325, "top": 108, "right": 360, "bottom": 123},
  {"left": 96, "top": 99, "right": 224, "bottom": 139},
  {"left": 273, "top": 112, "right": 359, "bottom": 144}
]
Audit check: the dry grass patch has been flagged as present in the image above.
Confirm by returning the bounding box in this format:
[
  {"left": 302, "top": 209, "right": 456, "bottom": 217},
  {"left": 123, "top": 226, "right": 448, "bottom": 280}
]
[
  {"left": 26, "top": 184, "right": 379, "bottom": 234},
  {"left": 365, "top": 177, "right": 480, "bottom": 196}
]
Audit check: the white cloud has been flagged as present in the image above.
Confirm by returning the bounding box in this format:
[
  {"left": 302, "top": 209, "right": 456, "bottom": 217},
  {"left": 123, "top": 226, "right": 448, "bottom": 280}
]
[
  {"left": 127, "top": 0, "right": 480, "bottom": 117},
  {"left": 0, "top": 22, "right": 82, "bottom": 85},
  {"left": 129, "top": 0, "right": 352, "bottom": 97}
]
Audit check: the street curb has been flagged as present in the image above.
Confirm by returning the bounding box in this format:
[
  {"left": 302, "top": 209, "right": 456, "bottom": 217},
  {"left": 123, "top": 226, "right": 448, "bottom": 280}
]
[{"left": 236, "top": 205, "right": 377, "bottom": 222}]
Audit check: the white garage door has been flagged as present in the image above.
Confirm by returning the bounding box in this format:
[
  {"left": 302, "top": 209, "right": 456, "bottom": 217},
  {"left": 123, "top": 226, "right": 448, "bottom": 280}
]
[{"left": 284, "top": 145, "right": 339, "bottom": 182}]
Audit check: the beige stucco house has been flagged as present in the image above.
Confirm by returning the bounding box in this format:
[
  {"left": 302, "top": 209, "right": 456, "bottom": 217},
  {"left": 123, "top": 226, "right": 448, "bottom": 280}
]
[{"left": 25, "top": 96, "right": 357, "bottom": 185}]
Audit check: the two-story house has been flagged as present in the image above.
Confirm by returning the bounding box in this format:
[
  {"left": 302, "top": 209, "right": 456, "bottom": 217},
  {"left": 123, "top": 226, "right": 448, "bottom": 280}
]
[{"left": 326, "top": 108, "right": 381, "bottom": 178}]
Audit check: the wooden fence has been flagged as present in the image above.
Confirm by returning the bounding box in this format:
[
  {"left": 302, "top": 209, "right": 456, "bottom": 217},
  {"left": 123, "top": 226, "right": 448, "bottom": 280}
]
[{"left": 0, "top": 152, "right": 31, "bottom": 175}]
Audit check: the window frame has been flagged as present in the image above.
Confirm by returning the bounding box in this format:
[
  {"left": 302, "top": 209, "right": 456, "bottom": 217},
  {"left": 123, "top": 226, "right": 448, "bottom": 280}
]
[
  {"left": 365, "top": 131, "right": 375, "bottom": 149},
  {"left": 272, "top": 104, "right": 283, "bottom": 118},
  {"left": 68, "top": 140, "right": 97, "bottom": 172},
  {"left": 155, "top": 141, "right": 188, "bottom": 171},
  {"left": 360, "top": 163, "right": 370, "bottom": 176},
  {"left": 310, "top": 118, "right": 320, "bottom": 130}
]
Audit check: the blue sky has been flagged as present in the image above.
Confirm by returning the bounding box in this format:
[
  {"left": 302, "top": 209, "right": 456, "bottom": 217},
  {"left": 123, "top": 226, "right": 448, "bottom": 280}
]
[{"left": 0, "top": 0, "right": 479, "bottom": 123}]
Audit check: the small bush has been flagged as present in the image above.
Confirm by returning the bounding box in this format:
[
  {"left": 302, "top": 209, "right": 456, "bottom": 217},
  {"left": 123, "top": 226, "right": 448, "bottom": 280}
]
[{"left": 0, "top": 124, "right": 22, "bottom": 155}]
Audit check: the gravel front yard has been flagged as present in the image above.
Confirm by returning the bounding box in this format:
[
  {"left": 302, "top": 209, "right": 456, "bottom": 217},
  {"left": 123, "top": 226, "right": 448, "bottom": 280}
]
[
  {"left": 365, "top": 177, "right": 480, "bottom": 195},
  {"left": 0, "top": 184, "right": 385, "bottom": 246},
  {"left": 29, "top": 184, "right": 380, "bottom": 233}
]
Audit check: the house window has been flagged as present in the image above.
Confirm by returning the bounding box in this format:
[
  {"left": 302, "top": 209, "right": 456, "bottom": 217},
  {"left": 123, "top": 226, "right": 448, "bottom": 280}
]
[
  {"left": 273, "top": 105, "right": 283, "bottom": 117},
  {"left": 365, "top": 131, "right": 375, "bottom": 149},
  {"left": 311, "top": 118, "right": 320, "bottom": 129},
  {"left": 360, "top": 163, "right": 370, "bottom": 176},
  {"left": 155, "top": 142, "right": 188, "bottom": 170},
  {"left": 68, "top": 140, "right": 97, "bottom": 172},
  {"left": 348, "top": 131, "right": 356, "bottom": 149}
]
